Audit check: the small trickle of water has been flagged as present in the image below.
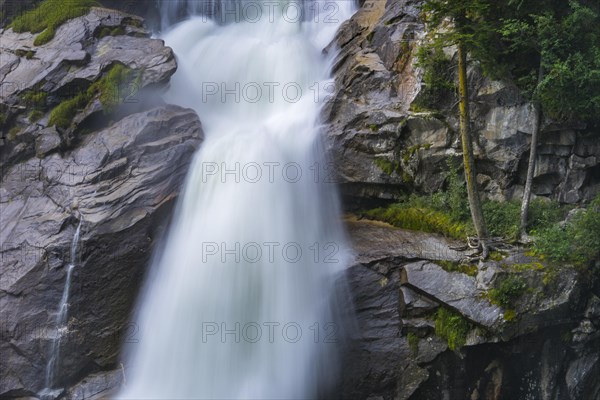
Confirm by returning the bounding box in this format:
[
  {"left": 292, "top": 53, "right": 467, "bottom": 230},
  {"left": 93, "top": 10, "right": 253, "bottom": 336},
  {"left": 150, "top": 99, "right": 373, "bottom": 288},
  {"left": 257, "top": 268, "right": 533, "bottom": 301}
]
[{"left": 40, "top": 220, "right": 82, "bottom": 396}]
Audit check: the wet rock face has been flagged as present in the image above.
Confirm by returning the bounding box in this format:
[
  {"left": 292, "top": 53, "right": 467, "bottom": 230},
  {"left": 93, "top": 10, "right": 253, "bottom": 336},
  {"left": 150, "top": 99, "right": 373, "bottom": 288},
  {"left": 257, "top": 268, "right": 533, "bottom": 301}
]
[
  {"left": 0, "top": 7, "right": 204, "bottom": 397},
  {"left": 340, "top": 218, "right": 599, "bottom": 400},
  {"left": 0, "top": 105, "right": 202, "bottom": 396},
  {"left": 324, "top": 0, "right": 600, "bottom": 207}
]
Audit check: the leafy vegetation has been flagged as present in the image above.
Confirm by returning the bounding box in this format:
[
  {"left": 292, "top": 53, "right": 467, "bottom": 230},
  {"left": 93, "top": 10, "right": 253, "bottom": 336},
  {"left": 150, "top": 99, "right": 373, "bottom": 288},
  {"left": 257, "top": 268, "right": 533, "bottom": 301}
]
[
  {"left": 435, "top": 307, "right": 473, "bottom": 351},
  {"left": 49, "top": 64, "right": 141, "bottom": 129},
  {"left": 533, "top": 194, "right": 600, "bottom": 268},
  {"left": 364, "top": 157, "right": 569, "bottom": 243},
  {"left": 9, "top": 0, "right": 97, "bottom": 46},
  {"left": 482, "top": 201, "right": 520, "bottom": 240},
  {"left": 413, "top": 44, "right": 455, "bottom": 110}
]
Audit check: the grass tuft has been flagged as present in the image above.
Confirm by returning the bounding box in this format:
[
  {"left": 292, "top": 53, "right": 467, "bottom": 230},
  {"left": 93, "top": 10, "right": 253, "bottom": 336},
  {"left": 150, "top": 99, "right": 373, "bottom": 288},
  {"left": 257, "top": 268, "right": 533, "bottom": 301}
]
[{"left": 364, "top": 204, "right": 468, "bottom": 240}]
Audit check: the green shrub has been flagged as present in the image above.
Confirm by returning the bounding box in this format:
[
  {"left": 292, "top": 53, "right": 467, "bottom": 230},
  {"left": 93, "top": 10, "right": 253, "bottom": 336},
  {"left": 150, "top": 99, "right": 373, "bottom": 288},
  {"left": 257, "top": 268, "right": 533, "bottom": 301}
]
[
  {"left": 482, "top": 200, "right": 521, "bottom": 240},
  {"left": 435, "top": 307, "right": 472, "bottom": 351},
  {"left": 533, "top": 224, "right": 571, "bottom": 263},
  {"left": 568, "top": 197, "right": 600, "bottom": 266},
  {"left": 9, "top": 0, "right": 97, "bottom": 46},
  {"left": 533, "top": 195, "right": 600, "bottom": 267},
  {"left": 528, "top": 199, "right": 572, "bottom": 231},
  {"left": 489, "top": 275, "right": 527, "bottom": 308}
]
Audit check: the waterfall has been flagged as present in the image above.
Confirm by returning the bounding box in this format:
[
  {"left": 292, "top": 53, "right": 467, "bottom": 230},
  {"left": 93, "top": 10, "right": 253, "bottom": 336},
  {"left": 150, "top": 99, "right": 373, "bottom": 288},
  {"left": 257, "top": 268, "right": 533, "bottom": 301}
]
[
  {"left": 119, "top": 1, "right": 356, "bottom": 398},
  {"left": 41, "top": 220, "right": 82, "bottom": 395}
]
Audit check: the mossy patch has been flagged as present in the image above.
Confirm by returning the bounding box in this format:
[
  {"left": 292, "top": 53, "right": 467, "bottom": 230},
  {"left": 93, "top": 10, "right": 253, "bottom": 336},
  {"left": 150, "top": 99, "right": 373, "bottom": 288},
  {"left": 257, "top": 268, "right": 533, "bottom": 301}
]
[
  {"left": 488, "top": 275, "right": 527, "bottom": 309},
  {"left": 29, "top": 110, "right": 44, "bottom": 122},
  {"left": 97, "top": 25, "right": 126, "bottom": 39},
  {"left": 374, "top": 158, "right": 401, "bottom": 176},
  {"left": 48, "top": 91, "right": 89, "bottom": 129},
  {"left": 533, "top": 195, "right": 600, "bottom": 270},
  {"left": 48, "top": 64, "right": 141, "bottom": 129},
  {"left": 9, "top": 0, "right": 97, "bottom": 46},
  {"left": 509, "top": 262, "right": 544, "bottom": 272},
  {"left": 407, "top": 332, "right": 420, "bottom": 356},
  {"left": 7, "top": 126, "right": 21, "bottom": 141},
  {"left": 15, "top": 49, "right": 35, "bottom": 59},
  {"left": 503, "top": 309, "right": 517, "bottom": 322},
  {"left": 434, "top": 307, "right": 472, "bottom": 351},
  {"left": 436, "top": 260, "right": 478, "bottom": 277},
  {"left": 122, "top": 17, "right": 143, "bottom": 28},
  {"left": 21, "top": 91, "right": 47, "bottom": 108},
  {"left": 402, "top": 143, "right": 432, "bottom": 163}
]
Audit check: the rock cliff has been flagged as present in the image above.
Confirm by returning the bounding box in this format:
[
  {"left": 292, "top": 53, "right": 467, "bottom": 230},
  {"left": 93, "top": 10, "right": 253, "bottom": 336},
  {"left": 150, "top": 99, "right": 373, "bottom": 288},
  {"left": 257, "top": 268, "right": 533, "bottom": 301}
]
[
  {"left": 324, "top": 0, "right": 600, "bottom": 208},
  {"left": 0, "top": 8, "right": 203, "bottom": 397},
  {"left": 341, "top": 217, "right": 599, "bottom": 399}
]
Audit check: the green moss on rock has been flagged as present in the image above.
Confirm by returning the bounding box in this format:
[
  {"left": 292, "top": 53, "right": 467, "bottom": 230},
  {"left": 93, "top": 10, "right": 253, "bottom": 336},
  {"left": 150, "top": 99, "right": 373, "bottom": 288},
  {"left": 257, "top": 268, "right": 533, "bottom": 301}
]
[
  {"left": 407, "top": 332, "right": 420, "bottom": 355},
  {"left": 436, "top": 260, "right": 478, "bottom": 277},
  {"left": 434, "top": 307, "right": 472, "bottom": 351},
  {"left": 29, "top": 110, "right": 44, "bottom": 122},
  {"left": 48, "top": 64, "right": 141, "bottom": 129},
  {"left": 488, "top": 275, "right": 527, "bottom": 309}
]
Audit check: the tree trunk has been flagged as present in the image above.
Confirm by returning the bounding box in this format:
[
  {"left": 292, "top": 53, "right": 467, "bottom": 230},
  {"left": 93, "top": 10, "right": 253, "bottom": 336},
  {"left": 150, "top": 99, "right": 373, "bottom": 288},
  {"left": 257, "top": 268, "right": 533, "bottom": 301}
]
[
  {"left": 457, "top": 41, "right": 489, "bottom": 257},
  {"left": 520, "top": 63, "right": 545, "bottom": 239}
]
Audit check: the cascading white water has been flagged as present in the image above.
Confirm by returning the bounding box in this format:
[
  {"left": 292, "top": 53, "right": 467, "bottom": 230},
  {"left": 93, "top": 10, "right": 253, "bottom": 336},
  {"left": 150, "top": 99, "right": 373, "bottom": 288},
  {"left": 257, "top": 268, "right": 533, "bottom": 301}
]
[
  {"left": 42, "top": 220, "right": 82, "bottom": 393},
  {"left": 119, "top": 1, "right": 356, "bottom": 398}
]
